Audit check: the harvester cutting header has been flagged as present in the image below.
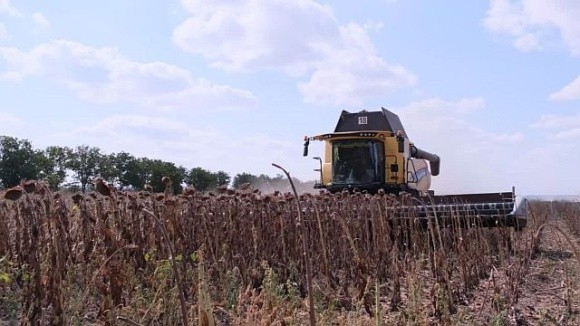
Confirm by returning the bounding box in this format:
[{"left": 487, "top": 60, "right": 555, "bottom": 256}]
[{"left": 303, "top": 108, "right": 527, "bottom": 229}]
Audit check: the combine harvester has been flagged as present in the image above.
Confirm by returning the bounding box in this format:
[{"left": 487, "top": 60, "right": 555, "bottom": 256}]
[{"left": 303, "top": 108, "right": 527, "bottom": 230}]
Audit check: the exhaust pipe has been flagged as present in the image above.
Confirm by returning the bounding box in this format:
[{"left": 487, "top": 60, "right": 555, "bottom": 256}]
[{"left": 410, "top": 144, "right": 440, "bottom": 176}]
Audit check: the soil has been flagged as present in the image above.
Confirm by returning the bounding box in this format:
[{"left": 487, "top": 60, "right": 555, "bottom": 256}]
[
  {"left": 282, "top": 212, "right": 580, "bottom": 325},
  {"left": 459, "top": 218, "right": 580, "bottom": 326}
]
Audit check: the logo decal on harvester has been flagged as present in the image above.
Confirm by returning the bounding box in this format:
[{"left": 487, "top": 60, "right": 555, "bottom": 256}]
[{"left": 358, "top": 116, "right": 368, "bottom": 125}]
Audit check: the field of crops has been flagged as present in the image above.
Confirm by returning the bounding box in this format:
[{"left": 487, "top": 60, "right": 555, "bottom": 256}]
[{"left": 0, "top": 180, "right": 579, "bottom": 325}]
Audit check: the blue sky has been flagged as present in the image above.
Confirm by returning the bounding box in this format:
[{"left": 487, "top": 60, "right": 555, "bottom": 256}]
[{"left": 1, "top": 0, "right": 579, "bottom": 196}]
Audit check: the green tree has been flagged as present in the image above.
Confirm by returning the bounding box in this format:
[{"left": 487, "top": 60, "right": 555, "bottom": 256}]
[
  {"left": 0, "top": 136, "right": 40, "bottom": 188},
  {"left": 37, "top": 146, "right": 72, "bottom": 190},
  {"left": 214, "top": 170, "right": 231, "bottom": 188},
  {"left": 255, "top": 174, "right": 286, "bottom": 192},
  {"left": 232, "top": 172, "right": 258, "bottom": 189},
  {"left": 66, "top": 145, "right": 104, "bottom": 192},
  {"left": 147, "top": 159, "right": 186, "bottom": 194},
  {"left": 113, "top": 152, "right": 149, "bottom": 190},
  {"left": 131, "top": 157, "right": 154, "bottom": 190},
  {"left": 98, "top": 153, "right": 118, "bottom": 184},
  {"left": 186, "top": 167, "right": 216, "bottom": 192},
  {"left": 184, "top": 168, "right": 231, "bottom": 192}
]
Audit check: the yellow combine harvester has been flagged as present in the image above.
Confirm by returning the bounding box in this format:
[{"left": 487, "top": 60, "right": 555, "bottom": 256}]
[{"left": 303, "top": 108, "right": 527, "bottom": 230}]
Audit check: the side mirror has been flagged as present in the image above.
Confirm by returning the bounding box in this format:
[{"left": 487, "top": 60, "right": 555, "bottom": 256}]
[{"left": 303, "top": 137, "right": 310, "bottom": 156}]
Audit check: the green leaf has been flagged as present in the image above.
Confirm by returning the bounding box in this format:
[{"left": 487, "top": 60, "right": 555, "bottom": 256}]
[{"left": 0, "top": 272, "right": 11, "bottom": 284}]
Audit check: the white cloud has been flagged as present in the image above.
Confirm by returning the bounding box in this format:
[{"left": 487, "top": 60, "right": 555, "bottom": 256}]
[
  {"left": 553, "top": 128, "right": 580, "bottom": 140},
  {"left": 173, "top": 0, "right": 415, "bottom": 105},
  {"left": 529, "top": 113, "right": 580, "bottom": 197},
  {"left": 0, "top": 111, "right": 24, "bottom": 138},
  {"left": 531, "top": 112, "right": 580, "bottom": 140},
  {"left": 174, "top": 0, "right": 339, "bottom": 72},
  {"left": 513, "top": 141, "right": 580, "bottom": 195},
  {"left": 454, "top": 97, "right": 487, "bottom": 113},
  {"left": 32, "top": 12, "right": 50, "bottom": 28},
  {"left": 0, "top": 0, "right": 20, "bottom": 16},
  {"left": 484, "top": 0, "right": 580, "bottom": 55},
  {"left": 0, "top": 111, "right": 22, "bottom": 125},
  {"left": 399, "top": 97, "right": 486, "bottom": 115},
  {"left": 397, "top": 97, "right": 486, "bottom": 115},
  {"left": 79, "top": 115, "right": 190, "bottom": 138},
  {"left": 63, "top": 114, "right": 298, "bottom": 178},
  {"left": 549, "top": 75, "right": 580, "bottom": 101},
  {"left": 0, "top": 40, "right": 256, "bottom": 110},
  {"left": 392, "top": 98, "right": 527, "bottom": 194},
  {"left": 299, "top": 59, "right": 416, "bottom": 106},
  {"left": 0, "top": 23, "right": 7, "bottom": 40},
  {"left": 490, "top": 132, "right": 525, "bottom": 142},
  {"left": 0, "top": 4, "right": 50, "bottom": 34}
]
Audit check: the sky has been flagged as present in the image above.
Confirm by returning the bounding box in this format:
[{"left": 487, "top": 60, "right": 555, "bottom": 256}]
[{"left": 1, "top": 0, "right": 580, "bottom": 197}]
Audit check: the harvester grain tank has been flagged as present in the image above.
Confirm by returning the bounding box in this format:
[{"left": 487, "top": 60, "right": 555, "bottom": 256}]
[{"left": 303, "top": 108, "right": 527, "bottom": 229}]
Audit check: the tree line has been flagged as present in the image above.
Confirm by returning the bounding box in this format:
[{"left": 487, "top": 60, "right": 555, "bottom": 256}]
[{"left": 0, "top": 135, "right": 307, "bottom": 193}]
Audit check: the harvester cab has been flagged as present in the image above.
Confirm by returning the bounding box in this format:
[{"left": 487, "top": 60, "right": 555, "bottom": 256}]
[
  {"left": 303, "top": 108, "right": 439, "bottom": 195},
  {"left": 303, "top": 108, "right": 527, "bottom": 230}
]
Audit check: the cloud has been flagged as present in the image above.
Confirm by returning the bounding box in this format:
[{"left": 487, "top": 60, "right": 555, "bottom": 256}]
[
  {"left": 0, "top": 0, "right": 20, "bottom": 16},
  {"left": 390, "top": 98, "right": 528, "bottom": 194},
  {"left": 0, "top": 23, "right": 7, "bottom": 40},
  {"left": 0, "top": 111, "right": 22, "bottom": 125},
  {"left": 32, "top": 12, "right": 50, "bottom": 28},
  {"left": 484, "top": 0, "right": 580, "bottom": 55},
  {"left": 531, "top": 111, "right": 580, "bottom": 140},
  {"left": 0, "top": 111, "right": 24, "bottom": 138},
  {"left": 398, "top": 97, "right": 486, "bottom": 115},
  {"left": 395, "top": 97, "right": 519, "bottom": 147},
  {"left": 63, "top": 114, "right": 298, "bottom": 178},
  {"left": 553, "top": 128, "right": 580, "bottom": 140},
  {"left": 0, "top": 40, "right": 256, "bottom": 110},
  {"left": 513, "top": 140, "right": 580, "bottom": 195},
  {"left": 173, "top": 0, "right": 340, "bottom": 72},
  {"left": 77, "top": 115, "right": 191, "bottom": 140},
  {"left": 531, "top": 112, "right": 580, "bottom": 129},
  {"left": 173, "top": 0, "right": 415, "bottom": 105},
  {"left": 490, "top": 132, "right": 525, "bottom": 142},
  {"left": 527, "top": 112, "right": 580, "bottom": 193},
  {"left": 298, "top": 23, "right": 417, "bottom": 105},
  {"left": 549, "top": 75, "right": 580, "bottom": 101}
]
